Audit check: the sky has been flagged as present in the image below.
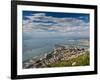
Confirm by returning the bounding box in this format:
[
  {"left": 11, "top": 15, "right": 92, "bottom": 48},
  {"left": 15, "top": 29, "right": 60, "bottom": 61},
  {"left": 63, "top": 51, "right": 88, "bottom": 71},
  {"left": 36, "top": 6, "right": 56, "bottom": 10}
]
[{"left": 22, "top": 11, "right": 90, "bottom": 39}]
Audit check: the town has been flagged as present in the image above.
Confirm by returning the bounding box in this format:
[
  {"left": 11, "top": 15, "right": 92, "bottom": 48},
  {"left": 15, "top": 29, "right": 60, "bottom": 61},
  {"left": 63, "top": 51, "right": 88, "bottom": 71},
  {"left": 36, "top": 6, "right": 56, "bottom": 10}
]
[{"left": 23, "top": 45, "right": 89, "bottom": 68}]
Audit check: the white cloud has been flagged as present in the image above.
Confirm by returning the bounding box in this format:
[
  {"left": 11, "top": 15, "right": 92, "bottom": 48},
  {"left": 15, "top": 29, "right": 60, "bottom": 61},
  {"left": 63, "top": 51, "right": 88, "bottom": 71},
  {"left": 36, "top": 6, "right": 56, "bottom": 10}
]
[{"left": 23, "top": 12, "right": 89, "bottom": 38}]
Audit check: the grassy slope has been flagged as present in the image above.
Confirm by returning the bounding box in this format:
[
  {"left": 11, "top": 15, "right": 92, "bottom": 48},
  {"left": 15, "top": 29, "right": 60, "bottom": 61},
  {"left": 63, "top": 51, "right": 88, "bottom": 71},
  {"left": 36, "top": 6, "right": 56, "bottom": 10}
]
[{"left": 48, "top": 51, "right": 90, "bottom": 67}]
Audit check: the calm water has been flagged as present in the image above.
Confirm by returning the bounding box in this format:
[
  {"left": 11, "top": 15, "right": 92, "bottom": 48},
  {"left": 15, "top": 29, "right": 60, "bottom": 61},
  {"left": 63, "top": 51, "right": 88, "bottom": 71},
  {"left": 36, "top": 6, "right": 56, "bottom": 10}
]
[{"left": 23, "top": 38, "right": 89, "bottom": 61}]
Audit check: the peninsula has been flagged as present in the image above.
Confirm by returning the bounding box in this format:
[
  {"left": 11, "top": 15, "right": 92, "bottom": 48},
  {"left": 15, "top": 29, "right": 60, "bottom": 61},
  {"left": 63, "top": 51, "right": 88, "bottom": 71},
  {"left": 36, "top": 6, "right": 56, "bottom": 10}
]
[{"left": 23, "top": 44, "right": 89, "bottom": 68}]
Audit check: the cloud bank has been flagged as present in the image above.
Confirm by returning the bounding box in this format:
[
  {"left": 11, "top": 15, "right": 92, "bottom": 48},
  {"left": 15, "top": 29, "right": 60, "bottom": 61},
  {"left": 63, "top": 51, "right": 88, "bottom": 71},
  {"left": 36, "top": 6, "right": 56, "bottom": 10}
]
[{"left": 23, "top": 12, "right": 90, "bottom": 38}]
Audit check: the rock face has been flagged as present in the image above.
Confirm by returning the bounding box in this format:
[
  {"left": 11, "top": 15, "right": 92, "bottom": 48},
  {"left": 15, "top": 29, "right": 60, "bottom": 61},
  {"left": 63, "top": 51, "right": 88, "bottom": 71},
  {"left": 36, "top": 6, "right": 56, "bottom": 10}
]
[{"left": 23, "top": 45, "right": 87, "bottom": 68}]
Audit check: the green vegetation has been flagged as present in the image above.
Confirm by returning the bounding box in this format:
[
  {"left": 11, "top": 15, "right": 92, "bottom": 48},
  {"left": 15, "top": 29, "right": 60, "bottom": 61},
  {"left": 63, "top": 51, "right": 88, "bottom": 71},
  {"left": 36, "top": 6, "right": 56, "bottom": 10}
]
[{"left": 47, "top": 51, "right": 90, "bottom": 67}]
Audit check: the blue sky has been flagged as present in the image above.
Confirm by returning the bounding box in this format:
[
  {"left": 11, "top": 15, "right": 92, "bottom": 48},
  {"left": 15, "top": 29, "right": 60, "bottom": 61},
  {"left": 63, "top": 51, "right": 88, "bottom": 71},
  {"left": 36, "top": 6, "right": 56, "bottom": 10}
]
[
  {"left": 22, "top": 11, "right": 90, "bottom": 39},
  {"left": 23, "top": 11, "right": 89, "bottom": 22}
]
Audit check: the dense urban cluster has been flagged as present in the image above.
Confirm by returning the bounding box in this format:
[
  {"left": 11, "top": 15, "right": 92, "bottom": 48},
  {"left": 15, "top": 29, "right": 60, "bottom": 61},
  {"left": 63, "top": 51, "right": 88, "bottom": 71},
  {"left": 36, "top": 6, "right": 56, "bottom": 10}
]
[{"left": 23, "top": 45, "right": 88, "bottom": 68}]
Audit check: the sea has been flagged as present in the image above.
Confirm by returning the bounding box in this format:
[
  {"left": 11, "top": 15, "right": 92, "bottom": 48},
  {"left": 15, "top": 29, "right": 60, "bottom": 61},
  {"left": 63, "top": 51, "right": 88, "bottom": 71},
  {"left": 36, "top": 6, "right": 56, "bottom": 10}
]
[{"left": 23, "top": 37, "right": 89, "bottom": 61}]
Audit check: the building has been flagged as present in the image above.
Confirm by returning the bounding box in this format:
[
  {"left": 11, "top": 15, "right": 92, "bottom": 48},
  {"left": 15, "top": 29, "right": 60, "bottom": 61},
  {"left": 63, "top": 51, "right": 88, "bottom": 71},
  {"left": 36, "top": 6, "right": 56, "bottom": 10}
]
[{"left": 54, "top": 44, "right": 66, "bottom": 51}]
